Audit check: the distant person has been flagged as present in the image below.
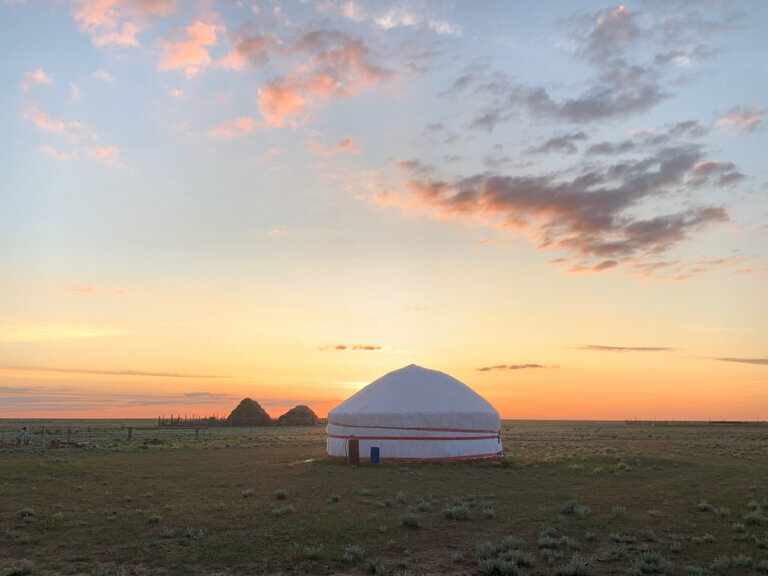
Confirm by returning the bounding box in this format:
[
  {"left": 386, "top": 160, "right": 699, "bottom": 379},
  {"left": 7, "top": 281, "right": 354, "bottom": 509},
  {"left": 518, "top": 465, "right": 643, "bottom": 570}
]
[{"left": 18, "top": 426, "right": 31, "bottom": 447}]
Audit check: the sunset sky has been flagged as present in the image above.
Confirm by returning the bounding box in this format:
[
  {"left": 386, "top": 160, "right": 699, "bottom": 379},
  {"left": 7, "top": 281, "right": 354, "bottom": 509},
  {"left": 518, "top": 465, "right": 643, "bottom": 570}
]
[{"left": 1, "top": 0, "right": 766, "bottom": 420}]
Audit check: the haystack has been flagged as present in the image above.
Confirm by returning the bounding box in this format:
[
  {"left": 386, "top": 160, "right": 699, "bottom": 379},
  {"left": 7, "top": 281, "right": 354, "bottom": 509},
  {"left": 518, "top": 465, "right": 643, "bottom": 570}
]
[
  {"left": 227, "top": 398, "right": 272, "bottom": 426},
  {"left": 277, "top": 405, "right": 319, "bottom": 426}
]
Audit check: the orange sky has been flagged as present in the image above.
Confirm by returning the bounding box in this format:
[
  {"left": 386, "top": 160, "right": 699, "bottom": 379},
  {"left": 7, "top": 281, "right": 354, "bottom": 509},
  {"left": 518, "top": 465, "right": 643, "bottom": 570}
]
[{"left": 1, "top": 1, "right": 767, "bottom": 420}]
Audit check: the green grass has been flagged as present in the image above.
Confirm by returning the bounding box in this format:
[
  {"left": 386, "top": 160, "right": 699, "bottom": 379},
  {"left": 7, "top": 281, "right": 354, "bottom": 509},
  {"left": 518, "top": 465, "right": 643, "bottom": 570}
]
[{"left": 2, "top": 419, "right": 768, "bottom": 574}]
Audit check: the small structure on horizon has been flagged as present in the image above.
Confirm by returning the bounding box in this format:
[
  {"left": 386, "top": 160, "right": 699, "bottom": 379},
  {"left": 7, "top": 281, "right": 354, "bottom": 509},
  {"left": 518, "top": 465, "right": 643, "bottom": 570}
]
[{"left": 326, "top": 364, "right": 502, "bottom": 461}]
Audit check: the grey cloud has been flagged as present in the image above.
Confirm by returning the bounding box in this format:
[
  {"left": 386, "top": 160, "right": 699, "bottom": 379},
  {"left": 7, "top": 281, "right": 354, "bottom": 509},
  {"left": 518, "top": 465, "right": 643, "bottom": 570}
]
[
  {"left": 527, "top": 132, "right": 588, "bottom": 155},
  {"left": 586, "top": 140, "right": 636, "bottom": 156},
  {"left": 689, "top": 161, "right": 745, "bottom": 187},
  {"left": 392, "top": 145, "right": 730, "bottom": 271}
]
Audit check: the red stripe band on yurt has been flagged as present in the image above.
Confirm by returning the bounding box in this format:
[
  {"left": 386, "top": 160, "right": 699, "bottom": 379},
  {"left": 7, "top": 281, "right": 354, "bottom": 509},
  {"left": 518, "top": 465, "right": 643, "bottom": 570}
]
[
  {"left": 327, "top": 452, "right": 501, "bottom": 461},
  {"left": 328, "top": 421, "right": 496, "bottom": 434},
  {"left": 327, "top": 434, "right": 498, "bottom": 441}
]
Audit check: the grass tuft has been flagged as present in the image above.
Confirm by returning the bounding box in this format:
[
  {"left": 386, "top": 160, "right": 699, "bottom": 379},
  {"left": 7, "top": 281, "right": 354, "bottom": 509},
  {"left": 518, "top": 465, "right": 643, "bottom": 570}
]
[
  {"left": 744, "top": 510, "right": 765, "bottom": 526},
  {"left": 274, "top": 489, "right": 288, "bottom": 500},
  {"left": 343, "top": 544, "right": 365, "bottom": 563},
  {"left": 442, "top": 504, "right": 469, "bottom": 520},
  {"left": 5, "top": 560, "right": 33, "bottom": 576},
  {"left": 302, "top": 544, "right": 324, "bottom": 559},
  {"left": 15, "top": 508, "right": 35, "bottom": 519},
  {"left": 631, "top": 550, "right": 674, "bottom": 574},
  {"left": 556, "top": 553, "right": 589, "bottom": 576},
  {"left": 368, "top": 557, "right": 388, "bottom": 576},
  {"left": 271, "top": 504, "right": 295, "bottom": 517},
  {"left": 399, "top": 512, "right": 420, "bottom": 528}
]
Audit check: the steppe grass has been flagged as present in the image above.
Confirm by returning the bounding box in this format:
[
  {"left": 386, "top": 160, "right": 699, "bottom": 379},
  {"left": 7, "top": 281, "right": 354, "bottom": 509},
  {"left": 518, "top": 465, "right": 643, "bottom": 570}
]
[{"left": 2, "top": 420, "right": 768, "bottom": 575}]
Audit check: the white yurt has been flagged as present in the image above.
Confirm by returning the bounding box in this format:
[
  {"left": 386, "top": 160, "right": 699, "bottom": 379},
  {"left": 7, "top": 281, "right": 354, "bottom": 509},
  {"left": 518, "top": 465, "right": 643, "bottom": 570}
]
[{"left": 326, "top": 364, "right": 503, "bottom": 460}]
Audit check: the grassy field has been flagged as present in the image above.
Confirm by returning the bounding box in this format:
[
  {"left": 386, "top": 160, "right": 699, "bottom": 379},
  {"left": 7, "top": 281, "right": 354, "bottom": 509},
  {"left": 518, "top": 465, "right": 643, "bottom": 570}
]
[{"left": 2, "top": 420, "right": 768, "bottom": 575}]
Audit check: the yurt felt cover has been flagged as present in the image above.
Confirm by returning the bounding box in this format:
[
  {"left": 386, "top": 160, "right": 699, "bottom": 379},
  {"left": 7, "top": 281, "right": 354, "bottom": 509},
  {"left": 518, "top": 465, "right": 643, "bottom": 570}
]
[{"left": 326, "top": 364, "right": 502, "bottom": 460}]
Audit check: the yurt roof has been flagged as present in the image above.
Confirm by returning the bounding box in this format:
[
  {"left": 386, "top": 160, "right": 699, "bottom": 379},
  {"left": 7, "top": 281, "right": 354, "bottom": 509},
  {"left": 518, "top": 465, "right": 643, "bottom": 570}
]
[{"left": 328, "top": 364, "right": 500, "bottom": 431}]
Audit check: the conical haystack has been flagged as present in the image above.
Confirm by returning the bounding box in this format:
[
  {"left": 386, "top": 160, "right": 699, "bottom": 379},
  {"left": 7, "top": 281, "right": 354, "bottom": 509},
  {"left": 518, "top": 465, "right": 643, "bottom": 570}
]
[{"left": 227, "top": 398, "right": 272, "bottom": 426}]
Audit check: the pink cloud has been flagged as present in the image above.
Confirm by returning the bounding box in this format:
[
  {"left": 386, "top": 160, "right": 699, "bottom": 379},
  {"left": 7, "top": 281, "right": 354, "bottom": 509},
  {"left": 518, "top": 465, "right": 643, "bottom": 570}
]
[
  {"left": 92, "top": 69, "right": 113, "bottom": 82},
  {"left": 205, "top": 117, "right": 257, "bottom": 138},
  {"left": 41, "top": 145, "right": 73, "bottom": 160},
  {"left": 216, "top": 29, "right": 279, "bottom": 71},
  {"left": 158, "top": 20, "right": 218, "bottom": 79},
  {"left": 87, "top": 145, "right": 123, "bottom": 168},
  {"left": 25, "top": 102, "right": 66, "bottom": 134},
  {"left": 334, "top": 136, "right": 359, "bottom": 153},
  {"left": 258, "top": 81, "right": 307, "bottom": 127},
  {"left": 71, "top": 0, "right": 176, "bottom": 47},
  {"left": 256, "top": 31, "right": 392, "bottom": 126},
  {"left": 716, "top": 106, "right": 765, "bottom": 134},
  {"left": 21, "top": 69, "right": 53, "bottom": 91},
  {"left": 307, "top": 135, "right": 360, "bottom": 155}
]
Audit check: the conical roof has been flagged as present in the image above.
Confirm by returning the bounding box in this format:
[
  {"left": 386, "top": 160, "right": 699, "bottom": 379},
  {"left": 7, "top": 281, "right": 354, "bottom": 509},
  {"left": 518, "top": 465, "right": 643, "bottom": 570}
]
[{"left": 328, "top": 364, "right": 500, "bottom": 432}]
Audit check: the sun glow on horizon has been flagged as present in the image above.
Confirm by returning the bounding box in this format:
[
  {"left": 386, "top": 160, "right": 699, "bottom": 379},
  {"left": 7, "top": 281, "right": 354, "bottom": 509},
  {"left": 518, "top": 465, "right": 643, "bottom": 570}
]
[{"left": 1, "top": 1, "right": 766, "bottom": 421}]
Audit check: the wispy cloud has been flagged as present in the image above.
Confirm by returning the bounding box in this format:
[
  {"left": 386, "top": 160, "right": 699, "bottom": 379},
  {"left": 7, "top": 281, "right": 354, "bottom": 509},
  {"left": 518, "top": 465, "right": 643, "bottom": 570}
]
[
  {"left": 380, "top": 144, "right": 730, "bottom": 275},
  {"left": 577, "top": 345, "right": 676, "bottom": 352},
  {"left": 526, "top": 131, "right": 588, "bottom": 155},
  {"left": 308, "top": 135, "right": 360, "bottom": 155},
  {"left": 716, "top": 106, "right": 765, "bottom": 134},
  {"left": 205, "top": 117, "right": 257, "bottom": 138},
  {"left": 87, "top": 145, "right": 124, "bottom": 168},
  {"left": 445, "top": 5, "right": 737, "bottom": 132},
  {"left": 24, "top": 102, "right": 80, "bottom": 138},
  {"left": 318, "top": 344, "right": 383, "bottom": 351},
  {"left": 70, "top": 0, "right": 177, "bottom": 47},
  {"left": 158, "top": 19, "right": 218, "bottom": 79},
  {"left": 476, "top": 364, "right": 547, "bottom": 372},
  {"left": 41, "top": 145, "right": 73, "bottom": 160},
  {"left": 21, "top": 68, "right": 53, "bottom": 91},
  {"left": 69, "top": 82, "right": 82, "bottom": 103},
  {"left": 92, "top": 68, "right": 113, "bottom": 82},
  {"left": 216, "top": 26, "right": 278, "bottom": 71},
  {"left": 713, "top": 357, "right": 768, "bottom": 366},
  {"left": 334, "top": 136, "right": 359, "bottom": 153},
  {"left": 257, "top": 30, "right": 393, "bottom": 126},
  {"left": 336, "top": 2, "right": 461, "bottom": 37},
  {"left": 5, "top": 366, "right": 234, "bottom": 379}
]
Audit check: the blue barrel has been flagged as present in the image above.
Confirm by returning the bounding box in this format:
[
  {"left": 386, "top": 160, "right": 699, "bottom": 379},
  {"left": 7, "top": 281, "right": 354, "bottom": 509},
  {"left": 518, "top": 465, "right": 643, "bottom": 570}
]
[{"left": 370, "top": 446, "right": 380, "bottom": 464}]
